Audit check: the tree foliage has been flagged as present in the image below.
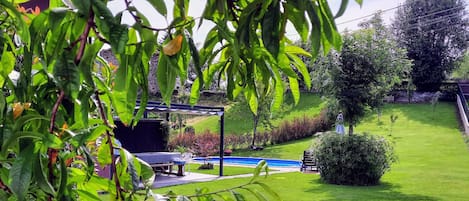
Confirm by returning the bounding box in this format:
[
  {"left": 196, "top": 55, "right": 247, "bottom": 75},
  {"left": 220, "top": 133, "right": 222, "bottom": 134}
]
[
  {"left": 313, "top": 13, "right": 411, "bottom": 134},
  {"left": 393, "top": 0, "right": 469, "bottom": 92},
  {"left": 452, "top": 52, "right": 469, "bottom": 80},
  {"left": 0, "top": 0, "right": 360, "bottom": 200}
]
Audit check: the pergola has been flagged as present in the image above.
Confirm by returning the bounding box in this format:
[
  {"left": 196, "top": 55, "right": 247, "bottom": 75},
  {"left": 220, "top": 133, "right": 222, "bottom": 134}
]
[{"left": 136, "top": 100, "right": 226, "bottom": 176}]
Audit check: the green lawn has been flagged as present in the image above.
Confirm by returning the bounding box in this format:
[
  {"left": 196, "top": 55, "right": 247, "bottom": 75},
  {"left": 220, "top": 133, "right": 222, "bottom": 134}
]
[
  {"left": 155, "top": 103, "right": 469, "bottom": 200},
  {"left": 190, "top": 93, "right": 326, "bottom": 135},
  {"left": 188, "top": 164, "right": 256, "bottom": 176},
  {"left": 233, "top": 137, "right": 314, "bottom": 160}
]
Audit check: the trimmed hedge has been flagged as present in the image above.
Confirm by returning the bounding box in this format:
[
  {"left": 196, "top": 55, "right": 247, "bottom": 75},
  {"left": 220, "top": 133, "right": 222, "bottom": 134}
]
[{"left": 312, "top": 132, "right": 396, "bottom": 186}]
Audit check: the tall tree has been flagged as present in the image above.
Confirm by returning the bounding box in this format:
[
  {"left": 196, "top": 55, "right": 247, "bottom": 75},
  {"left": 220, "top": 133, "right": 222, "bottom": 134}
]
[
  {"left": 393, "top": 0, "right": 469, "bottom": 92},
  {"left": 315, "top": 13, "right": 411, "bottom": 135}
]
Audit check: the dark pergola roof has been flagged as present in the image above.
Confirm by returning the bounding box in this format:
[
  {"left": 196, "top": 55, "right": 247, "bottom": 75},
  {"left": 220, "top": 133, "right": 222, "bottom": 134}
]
[
  {"left": 135, "top": 100, "right": 226, "bottom": 176},
  {"left": 139, "top": 100, "right": 224, "bottom": 116}
]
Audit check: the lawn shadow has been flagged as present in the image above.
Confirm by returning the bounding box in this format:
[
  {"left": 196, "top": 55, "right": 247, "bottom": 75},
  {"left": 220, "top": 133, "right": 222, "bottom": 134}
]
[{"left": 305, "top": 178, "right": 438, "bottom": 201}]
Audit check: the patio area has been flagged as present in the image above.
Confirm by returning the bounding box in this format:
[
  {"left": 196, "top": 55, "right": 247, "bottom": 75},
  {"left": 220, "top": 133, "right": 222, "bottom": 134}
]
[{"left": 151, "top": 166, "right": 302, "bottom": 188}]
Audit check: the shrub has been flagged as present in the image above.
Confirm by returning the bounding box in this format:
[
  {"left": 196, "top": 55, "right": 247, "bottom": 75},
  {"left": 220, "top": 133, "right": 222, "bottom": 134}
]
[
  {"left": 184, "top": 126, "right": 196, "bottom": 134},
  {"left": 195, "top": 131, "right": 220, "bottom": 157},
  {"left": 168, "top": 132, "right": 196, "bottom": 151},
  {"left": 198, "top": 163, "right": 214, "bottom": 170},
  {"left": 312, "top": 132, "right": 396, "bottom": 186},
  {"left": 270, "top": 109, "right": 333, "bottom": 144}
]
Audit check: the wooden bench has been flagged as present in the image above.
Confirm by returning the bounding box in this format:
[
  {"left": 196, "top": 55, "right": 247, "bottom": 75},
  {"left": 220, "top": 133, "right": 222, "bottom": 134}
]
[{"left": 150, "top": 162, "right": 174, "bottom": 175}]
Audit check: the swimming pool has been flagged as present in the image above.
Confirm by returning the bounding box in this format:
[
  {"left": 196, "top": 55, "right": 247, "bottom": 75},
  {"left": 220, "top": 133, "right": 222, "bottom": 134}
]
[{"left": 193, "top": 156, "right": 301, "bottom": 168}]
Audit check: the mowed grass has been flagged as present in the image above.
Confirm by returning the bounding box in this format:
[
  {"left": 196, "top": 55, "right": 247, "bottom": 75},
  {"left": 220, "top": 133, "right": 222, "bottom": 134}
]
[
  {"left": 233, "top": 137, "right": 314, "bottom": 159},
  {"left": 155, "top": 103, "right": 469, "bottom": 200},
  {"left": 188, "top": 164, "right": 256, "bottom": 176},
  {"left": 190, "top": 93, "right": 325, "bottom": 135}
]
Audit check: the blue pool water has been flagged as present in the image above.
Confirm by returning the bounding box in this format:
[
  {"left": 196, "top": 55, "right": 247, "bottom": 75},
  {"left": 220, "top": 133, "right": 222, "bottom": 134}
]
[{"left": 193, "top": 156, "right": 300, "bottom": 168}]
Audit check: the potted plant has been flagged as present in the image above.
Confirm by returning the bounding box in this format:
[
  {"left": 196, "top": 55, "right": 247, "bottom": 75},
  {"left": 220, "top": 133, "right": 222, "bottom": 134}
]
[{"left": 223, "top": 149, "right": 232, "bottom": 156}]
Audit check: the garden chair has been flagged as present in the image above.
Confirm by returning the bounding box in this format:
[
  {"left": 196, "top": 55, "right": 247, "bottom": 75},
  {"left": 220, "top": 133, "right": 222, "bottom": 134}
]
[{"left": 300, "top": 150, "right": 318, "bottom": 172}]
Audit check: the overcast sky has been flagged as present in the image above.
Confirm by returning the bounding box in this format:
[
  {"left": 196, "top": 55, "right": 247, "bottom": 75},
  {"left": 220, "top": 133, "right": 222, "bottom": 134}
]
[{"left": 109, "top": 0, "right": 468, "bottom": 45}]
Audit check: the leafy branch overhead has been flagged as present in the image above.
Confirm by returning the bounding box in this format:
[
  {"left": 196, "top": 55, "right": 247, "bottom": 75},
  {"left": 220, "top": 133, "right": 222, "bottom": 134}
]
[{"left": 0, "top": 0, "right": 359, "bottom": 200}]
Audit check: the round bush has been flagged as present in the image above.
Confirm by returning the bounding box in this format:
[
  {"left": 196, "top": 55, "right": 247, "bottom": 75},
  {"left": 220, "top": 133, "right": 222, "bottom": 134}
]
[{"left": 312, "top": 132, "right": 396, "bottom": 186}]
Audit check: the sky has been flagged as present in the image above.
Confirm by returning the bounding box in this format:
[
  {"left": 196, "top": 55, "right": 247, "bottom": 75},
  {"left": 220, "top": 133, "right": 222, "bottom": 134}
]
[{"left": 109, "top": 0, "right": 468, "bottom": 45}]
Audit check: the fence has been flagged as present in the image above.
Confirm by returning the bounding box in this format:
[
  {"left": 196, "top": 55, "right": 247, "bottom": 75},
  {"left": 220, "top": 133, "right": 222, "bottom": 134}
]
[{"left": 457, "top": 82, "right": 469, "bottom": 135}]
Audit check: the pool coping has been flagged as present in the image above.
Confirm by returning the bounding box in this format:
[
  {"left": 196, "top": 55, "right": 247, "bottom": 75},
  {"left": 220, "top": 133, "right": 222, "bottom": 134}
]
[{"left": 192, "top": 156, "right": 302, "bottom": 168}]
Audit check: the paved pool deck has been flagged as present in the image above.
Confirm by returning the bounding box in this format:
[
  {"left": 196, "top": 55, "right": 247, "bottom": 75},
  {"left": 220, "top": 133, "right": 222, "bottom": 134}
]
[{"left": 152, "top": 167, "right": 315, "bottom": 188}]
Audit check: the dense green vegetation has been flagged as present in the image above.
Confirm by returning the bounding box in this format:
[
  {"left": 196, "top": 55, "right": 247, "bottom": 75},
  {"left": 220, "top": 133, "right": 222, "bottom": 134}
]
[
  {"left": 156, "top": 103, "right": 469, "bottom": 200},
  {"left": 190, "top": 93, "right": 326, "bottom": 135},
  {"left": 393, "top": 0, "right": 468, "bottom": 92}
]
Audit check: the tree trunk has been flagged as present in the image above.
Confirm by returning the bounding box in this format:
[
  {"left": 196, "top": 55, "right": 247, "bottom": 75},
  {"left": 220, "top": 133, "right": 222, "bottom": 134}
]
[
  {"left": 148, "top": 53, "right": 160, "bottom": 96},
  {"left": 348, "top": 124, "right": 354, "bottom": 135},
  {"left": 251, "top": 115, "right": 259, "bottom": 147}
]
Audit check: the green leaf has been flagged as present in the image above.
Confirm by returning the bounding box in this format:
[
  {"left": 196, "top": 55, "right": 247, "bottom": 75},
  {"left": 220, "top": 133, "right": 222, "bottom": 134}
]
[
  {"left": 13, "top": 114, "right": 49, "bottom": 132},
  {"left": 334, "top": 0, "right": 349, "bottom": 18},
  {"left": 1, "top": 131, "right": 43, "bottom": 155},
  {"left": 271, "top": 70, "right": 284, "bottom": 112},
  {"left": 97, "top": 140, "right": 112, "bottom": 166},
  {"left": 43, "top": 132, "right": 64, "bottom": 149},
  {"left": 242, "top": 188, "right": 269, "bottom": 201},
  {"left": 318, "top": 0, "right": 341, "bottom": 50},
  {"left": 109, "top": 24, "right": 129, "bottom": 54},
  {"left": 112, "top": 53, "right": 139, "bottom": 125},
  {"left": 33, "top": 151, "right": 55, "bottom": 195},
  {"left": 136, "top": 158, "right": 155, "bottom": 188},
  {"left": 189, "top": 77, "right": 201, "bottom": 105},
  {"left": 261, "top": 1, "right": 280, "bottom": 57},
  {"left": 253, "top": 181, "right": 282, "bottom": 201},
  {"left": 288, "top": 77, "right": 300, "bottom": 105},
  {"left": 306, "top": 2, "right": 322, "bottom": 59},
  {"left": 250, "top": 160, "right": 267, "bottom": 183},
  {"left": 187, "top": 36, "right": 203, "bottom": 87},
  {"left": 173, "top": 0, "right": 189, "bottom": 18},
  {"left": 177, "top": 36, "right": 190, "bottom": 83},
  {"left": 57, "top": 155, "right": 69, "bottom": 200},
  {"left": 71, "top": 0, "right": 91, "bottom": 16},
  {"left": 120, "top": 151, "right": 139, "bottom": 192},
  {"left": 0, "top": 1, "right": 30, "bottom": 46},
  {"left": 46, "top": 20, "right": 71, "bottom": 64},
  {"left": 53, "top": 52, "right": 80, "bottom": 99},
  {"left": 78, "top": 41, "right": 103, "bottom": 88},
  {"left": 284, "top": 4, "right": 309, "bottom": 42},
  {"left": 49, "top": 7, "right": 69, "bottom": 31},
  {"left": 76, "top": 190, "right": 101, "bottom": 201},
  {"left": 231, "top": 190, "right": 246, "bottom": 201},
  {"left": 285, "top": 46, "right": 312, "bottom": 57},
  {"left": 84, "top": 147, "right": 97, "bottom": 181},
  {"left": 0, "top": 48, "right": 14, "bottom": 86},
  {"left": 244, "top": 87, "right": 259, "bottom": 115},
  {"left": 157, "top": 53, "right": 178, "bottom": 105},
  {"left": 74, "top": 88, "right": 95, "bottom": 128},
  {"left": 0, "top": 92, "right": 5, "bottom": 124},
  {"left": 146, "top": 0, "right": 167, "bottom": 17},
  {"left": 287, "top": 53, "right": 311, "bottom": 89},
  {"left": 200, "top": 27, "right": 220, "bottom": 64},
  {"left": 9, "top": 145, "right": 34, "bottom": 201},
  {"left": 91, "top": 0, "right": 115, "bottom": 25}
]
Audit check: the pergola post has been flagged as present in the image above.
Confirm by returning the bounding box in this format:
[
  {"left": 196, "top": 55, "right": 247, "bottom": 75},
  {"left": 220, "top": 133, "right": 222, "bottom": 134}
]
[{"left": 219, "top": 111, "right": 225, "bottom": 176}]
